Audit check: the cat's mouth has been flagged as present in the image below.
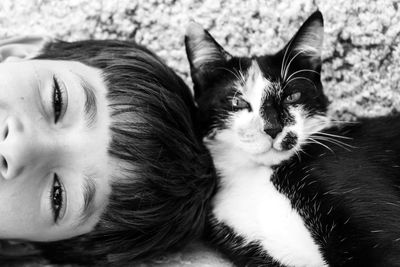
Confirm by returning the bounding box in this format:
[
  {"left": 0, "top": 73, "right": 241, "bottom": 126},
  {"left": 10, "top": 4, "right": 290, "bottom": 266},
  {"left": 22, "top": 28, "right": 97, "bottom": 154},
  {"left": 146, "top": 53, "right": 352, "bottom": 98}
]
[{"left": 239, "top": 131, "right": 298, "bottom": 155}]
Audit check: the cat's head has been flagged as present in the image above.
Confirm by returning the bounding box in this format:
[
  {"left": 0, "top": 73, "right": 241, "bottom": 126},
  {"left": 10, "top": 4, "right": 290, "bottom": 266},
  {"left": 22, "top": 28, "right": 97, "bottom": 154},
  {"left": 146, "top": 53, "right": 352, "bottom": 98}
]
[{"left": 185, "top": 11, "right": 330, "bottom": 166}]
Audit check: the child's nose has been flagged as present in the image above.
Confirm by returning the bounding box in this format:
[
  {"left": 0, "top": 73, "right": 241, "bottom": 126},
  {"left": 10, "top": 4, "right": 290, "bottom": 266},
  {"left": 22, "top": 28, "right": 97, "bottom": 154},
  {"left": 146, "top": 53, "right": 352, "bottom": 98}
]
[{"left": 0, "top": 116, "right": 39, "bottom": 180}]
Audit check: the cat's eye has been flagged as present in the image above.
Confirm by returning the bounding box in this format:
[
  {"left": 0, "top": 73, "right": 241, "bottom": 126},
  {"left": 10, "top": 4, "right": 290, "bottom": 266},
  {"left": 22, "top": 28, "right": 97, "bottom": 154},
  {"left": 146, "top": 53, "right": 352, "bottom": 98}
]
[
  {"left": 231, "top": 97, "right": 251, "bottom": 111},
  {"left": 284, "top": 92, "right": 302, "bottom": 104}
]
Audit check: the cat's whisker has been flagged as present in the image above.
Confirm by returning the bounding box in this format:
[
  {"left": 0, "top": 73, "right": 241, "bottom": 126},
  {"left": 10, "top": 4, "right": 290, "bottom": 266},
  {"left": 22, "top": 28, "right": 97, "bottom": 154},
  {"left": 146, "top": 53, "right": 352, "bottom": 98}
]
[
  {"left": 285, "top": 69, "right": 320, "bottom": 84},
  {"left": 231, "top": 89, "right": 242, "bottom": 109},
  {"left": 305, "top": 123, "right": 331, "bottom": 132},
  {"left": 330, "top": 120, "right": 360, "bottom": 125},
  {"left": 283, "top": 49, "right": 307, "bottom": 81},
  {"left": 239, "top": 70, "right": 246, "bottom": 86},
  {"left": 233, "top": 90, "right": 240, "bottom": 98},
  {"left": 293, "top": 147, "right": 304, "bottom": 161},
  {"left": 310, "top": 134, "right": 352, "bottom": 146},
  {"left": 318, "top": 139, "right": 353, "bottom": 152},
  {"left": 216, "top": 67, "right": 243, "bottom": 85},
  {"left": 330, "top": 139, "right": 357, "bottom": 149},
  {"left": 280, "top": 38, "right": 295, "bottom": 79},
  {"left": 238, "top": 58, "right": 247, "bottom": 85},
  {"left": 311, "top": 136, "right": 356, "bottom": 151},
  {"left": 282, "top": 76, "right": 317, "bottom": 92},
  {"left": 312, "top": 132, "right": 353, "bottom": 140},
  {"left": 308, "top": 137, "right": 334, "bottom": 154}
]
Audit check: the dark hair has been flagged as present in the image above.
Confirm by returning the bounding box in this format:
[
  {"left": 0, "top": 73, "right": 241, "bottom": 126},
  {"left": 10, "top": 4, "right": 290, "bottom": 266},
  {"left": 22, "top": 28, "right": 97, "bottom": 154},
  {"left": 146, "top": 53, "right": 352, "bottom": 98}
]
[{"left": 1, "top": 40, "right": 215, "bottom": 265}]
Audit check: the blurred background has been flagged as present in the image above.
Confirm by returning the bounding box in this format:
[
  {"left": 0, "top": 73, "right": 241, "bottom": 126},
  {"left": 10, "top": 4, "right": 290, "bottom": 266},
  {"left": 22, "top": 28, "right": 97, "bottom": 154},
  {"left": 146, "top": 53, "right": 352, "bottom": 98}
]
[{"left": 0, "top": 0, "right": 399, "bottom": 266}]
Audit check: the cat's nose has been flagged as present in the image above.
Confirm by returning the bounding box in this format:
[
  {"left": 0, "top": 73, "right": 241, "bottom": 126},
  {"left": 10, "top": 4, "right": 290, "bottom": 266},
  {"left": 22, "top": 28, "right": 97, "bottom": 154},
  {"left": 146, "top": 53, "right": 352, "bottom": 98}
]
[{"left": 264, "top": 126, "right": 282, "bottom": 139}]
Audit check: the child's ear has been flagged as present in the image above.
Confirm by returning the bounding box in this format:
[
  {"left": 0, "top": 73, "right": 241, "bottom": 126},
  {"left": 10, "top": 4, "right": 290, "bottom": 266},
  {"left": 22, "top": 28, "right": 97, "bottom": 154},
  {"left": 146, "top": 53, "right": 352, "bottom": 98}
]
[
  {"left": 279, "top": 10, "right": 324, "bottom": 80},
  {"left": 185, "top": 22, "right": 232, "bottom": 98},
  {"left": 0, "top": 35, "right": 52, "bottom": 62}
]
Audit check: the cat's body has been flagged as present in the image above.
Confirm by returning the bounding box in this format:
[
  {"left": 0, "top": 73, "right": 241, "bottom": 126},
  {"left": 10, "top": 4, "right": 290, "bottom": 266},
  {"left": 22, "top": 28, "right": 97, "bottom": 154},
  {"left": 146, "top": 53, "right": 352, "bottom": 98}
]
[
  {"left": 185, "top": 11, "right": 400, "bottom": 267},
  {"left": 206, "top": 116, "right": 400, "bottom": 267},
  {"left": 206, "top": 141, "right": 326, "bottom": 267}
]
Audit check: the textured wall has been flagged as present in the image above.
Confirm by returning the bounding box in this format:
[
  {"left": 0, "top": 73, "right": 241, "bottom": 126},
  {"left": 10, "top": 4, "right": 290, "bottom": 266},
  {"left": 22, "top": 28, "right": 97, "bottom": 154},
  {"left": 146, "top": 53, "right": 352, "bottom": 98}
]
[
  {"left": 0, "top": 0, "right": 399, "bottom": 266},
  {"left": 1, "top": 0, "right": 400, "bottom": 120}
]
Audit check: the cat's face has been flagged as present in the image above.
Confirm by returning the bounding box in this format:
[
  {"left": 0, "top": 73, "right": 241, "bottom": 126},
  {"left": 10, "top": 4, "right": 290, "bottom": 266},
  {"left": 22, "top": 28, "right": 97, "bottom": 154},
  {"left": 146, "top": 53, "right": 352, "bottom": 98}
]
[{"left": 186, "top": 11, "right": 330, "bottom": 165}]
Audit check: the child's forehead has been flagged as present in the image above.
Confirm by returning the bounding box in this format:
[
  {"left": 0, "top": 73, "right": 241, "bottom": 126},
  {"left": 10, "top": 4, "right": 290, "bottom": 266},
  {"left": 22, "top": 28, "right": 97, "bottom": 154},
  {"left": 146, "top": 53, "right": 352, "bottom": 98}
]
[
  {"left": 30, "top": 59, "right": 95, "bottom": 70},
  {"left": 0, "top": 59, "right": 96, "bottom": 75}
]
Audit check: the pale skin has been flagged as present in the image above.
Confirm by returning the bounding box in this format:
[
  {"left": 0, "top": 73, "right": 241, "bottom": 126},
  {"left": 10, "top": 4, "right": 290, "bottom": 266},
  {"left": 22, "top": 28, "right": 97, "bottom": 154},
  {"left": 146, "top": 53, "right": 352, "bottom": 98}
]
[{"left": 0, "top": 59, "right": 113, "bottom": 242}]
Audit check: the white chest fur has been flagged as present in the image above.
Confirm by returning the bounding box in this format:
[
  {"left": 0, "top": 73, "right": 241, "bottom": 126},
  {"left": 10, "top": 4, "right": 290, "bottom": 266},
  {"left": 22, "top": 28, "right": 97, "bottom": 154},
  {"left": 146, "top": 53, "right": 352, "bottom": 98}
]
[{"left": 210, "top": 145, "right": 327, "bottom": 267}]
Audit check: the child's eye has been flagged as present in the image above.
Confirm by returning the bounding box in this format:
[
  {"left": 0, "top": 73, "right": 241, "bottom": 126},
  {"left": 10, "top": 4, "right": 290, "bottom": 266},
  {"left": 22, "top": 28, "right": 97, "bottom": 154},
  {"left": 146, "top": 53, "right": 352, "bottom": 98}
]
[
  {"left": 52, "top": 76, "right": 67, "bottom": 123},
  {"left": 231, "top": 96, "right": 251, "bottom": 111},
  {"left": 284, "top": 92, "right": 302, "bottom": 104},
  {"left": 50, "top": 173, "right": 65, "bottom": 223}
]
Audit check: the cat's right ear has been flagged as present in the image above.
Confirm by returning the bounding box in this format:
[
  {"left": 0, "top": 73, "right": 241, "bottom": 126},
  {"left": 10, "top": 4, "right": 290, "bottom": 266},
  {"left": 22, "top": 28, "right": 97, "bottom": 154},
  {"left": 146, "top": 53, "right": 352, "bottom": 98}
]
[
  {"left": 279, "top": 11, "right": 324, "bottom": 80},
  {"left": 185, "top": 22, "right": 232, "bottom": 98}
]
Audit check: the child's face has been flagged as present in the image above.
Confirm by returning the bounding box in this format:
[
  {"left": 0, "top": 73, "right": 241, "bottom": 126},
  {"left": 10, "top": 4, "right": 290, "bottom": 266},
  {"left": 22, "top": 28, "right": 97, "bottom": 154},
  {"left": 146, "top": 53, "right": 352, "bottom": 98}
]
[{"left": 0, "top": 60, "right": 113, "bottom": 241}]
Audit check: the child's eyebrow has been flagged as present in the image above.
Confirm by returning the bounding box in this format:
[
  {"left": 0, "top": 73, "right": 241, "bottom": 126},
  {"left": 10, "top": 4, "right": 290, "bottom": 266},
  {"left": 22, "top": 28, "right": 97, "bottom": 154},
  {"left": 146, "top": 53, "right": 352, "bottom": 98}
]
[
  {"left": 77, "top": 174, "right": 97, "bottom": 226},
  {"left": 75, "top": 74, "right": 98, "bottom": 128}
]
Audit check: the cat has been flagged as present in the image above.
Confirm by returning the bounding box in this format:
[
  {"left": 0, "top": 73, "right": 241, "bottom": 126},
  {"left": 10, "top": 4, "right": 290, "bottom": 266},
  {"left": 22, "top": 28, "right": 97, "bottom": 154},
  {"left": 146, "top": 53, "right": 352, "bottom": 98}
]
[{"left": 185, "top": 11, "right": 400, "bottom": 267}]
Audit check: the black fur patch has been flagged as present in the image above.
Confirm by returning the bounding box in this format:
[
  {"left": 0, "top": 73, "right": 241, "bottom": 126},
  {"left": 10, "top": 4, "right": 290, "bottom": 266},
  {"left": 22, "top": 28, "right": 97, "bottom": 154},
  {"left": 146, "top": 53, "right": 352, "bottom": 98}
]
[
  {"left": 281, "top": 131, "right": 298, "bottom": 150},
  {"left": 282, "top": 108, "right": 296, "bottom": 126},
  {"left": 272, "top": 116, "right": 400, "bottom": 266},
  {"left": 205, "top": 214, "right": 287, "bottom": 267}
]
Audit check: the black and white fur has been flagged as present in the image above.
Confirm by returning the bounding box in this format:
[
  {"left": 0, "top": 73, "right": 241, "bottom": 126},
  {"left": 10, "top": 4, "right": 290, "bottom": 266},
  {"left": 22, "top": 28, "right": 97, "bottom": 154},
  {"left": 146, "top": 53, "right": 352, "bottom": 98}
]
[{"left": 185, "top": 11, "right": 400, "bottom": 267}]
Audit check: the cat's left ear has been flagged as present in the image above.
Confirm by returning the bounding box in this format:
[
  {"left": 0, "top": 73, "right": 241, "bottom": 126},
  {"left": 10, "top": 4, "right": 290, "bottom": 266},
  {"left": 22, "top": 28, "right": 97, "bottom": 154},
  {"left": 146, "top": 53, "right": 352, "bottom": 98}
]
[
  {"left": 280, "top": 10, "right": 324, "bottom": 78},
  {"left": 185, "top": 22, "right": 232, "bottom": 98}
]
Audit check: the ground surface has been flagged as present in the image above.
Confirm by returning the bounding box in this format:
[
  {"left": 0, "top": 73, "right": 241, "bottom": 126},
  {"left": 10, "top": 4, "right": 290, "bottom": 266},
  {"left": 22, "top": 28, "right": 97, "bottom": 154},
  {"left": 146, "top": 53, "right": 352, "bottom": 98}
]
[{"left": 0, "top": 0, "right": 399, "bottom": 266}]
